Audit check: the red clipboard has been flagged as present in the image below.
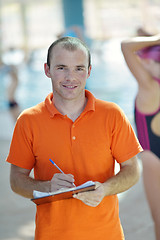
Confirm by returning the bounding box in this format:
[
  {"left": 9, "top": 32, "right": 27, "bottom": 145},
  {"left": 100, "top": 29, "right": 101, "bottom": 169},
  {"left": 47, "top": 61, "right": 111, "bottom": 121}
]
[{"left": 31, "top": 181, "right": 96, "bottom": 205}]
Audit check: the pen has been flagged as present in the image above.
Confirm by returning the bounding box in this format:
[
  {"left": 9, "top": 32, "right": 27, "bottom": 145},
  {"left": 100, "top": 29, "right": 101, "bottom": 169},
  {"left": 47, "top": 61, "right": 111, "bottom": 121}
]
[
  {"left": 49, "top": 159, "right": 76, "bottom": 187},
  {"left": 49, "top": 158, "right": 64, "bottom": 173}
]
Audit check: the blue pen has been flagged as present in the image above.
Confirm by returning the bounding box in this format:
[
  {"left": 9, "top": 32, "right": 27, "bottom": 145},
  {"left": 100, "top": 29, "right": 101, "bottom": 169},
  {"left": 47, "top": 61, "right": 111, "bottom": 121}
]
[
  {"left": 49, "top": 159, "right": 64, "bottom": 174},
  {"left": 49, "top": 159, "right": 76, "bottom": 186}
]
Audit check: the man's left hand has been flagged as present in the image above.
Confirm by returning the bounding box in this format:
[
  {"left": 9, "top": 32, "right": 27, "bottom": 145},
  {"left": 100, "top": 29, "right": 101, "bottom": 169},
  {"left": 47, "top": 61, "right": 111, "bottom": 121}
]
[{"left": 73, "top": 182, "right": 105, "bottom": 207}]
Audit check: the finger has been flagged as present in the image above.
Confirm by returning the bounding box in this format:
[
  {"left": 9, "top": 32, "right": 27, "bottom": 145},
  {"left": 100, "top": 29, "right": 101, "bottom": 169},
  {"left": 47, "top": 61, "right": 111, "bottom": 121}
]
[
  {"left": 95, "top": 181, "right": 103, "bottom": 189},
  {"left": 73, "top": 187, "right": 104, "bottom": 204},
  {"left": 73, "top": 192, "right": 94, "bottom": 202},
  {"left": 53, "top": 173, "right": 75, "bottom": 184},
  {"left": 51, "top": 174, "right": 75, "bottom": 190},
  {"left": 54, "top": 179, "right": 74, "bottom": 188},
  {"left": 73, "top": 194, "right": 100, "bottom": 207},
  {"left": 68, "top": 174, "right": 74, "bottom": 178},
  {"left": 83, "top": 200, "right": 100, "bottom": 207}
]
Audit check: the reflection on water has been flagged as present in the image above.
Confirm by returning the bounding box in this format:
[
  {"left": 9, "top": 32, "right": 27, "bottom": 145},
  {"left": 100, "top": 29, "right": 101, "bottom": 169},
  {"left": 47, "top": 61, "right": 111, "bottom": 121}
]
[{"left": 0, "top": 38, "right": 138, "bottom": 123}]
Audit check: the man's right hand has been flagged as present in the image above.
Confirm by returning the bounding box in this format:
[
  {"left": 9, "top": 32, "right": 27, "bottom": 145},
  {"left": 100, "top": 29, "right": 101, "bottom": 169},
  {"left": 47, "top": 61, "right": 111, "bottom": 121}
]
[{"left": 50, "top": 173, "right": 75, "bottom": 192}]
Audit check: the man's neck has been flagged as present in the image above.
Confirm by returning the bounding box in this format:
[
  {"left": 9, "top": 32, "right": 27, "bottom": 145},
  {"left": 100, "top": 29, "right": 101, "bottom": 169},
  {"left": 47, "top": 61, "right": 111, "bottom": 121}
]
[{"left": 53, "top": 95, "right": 87, "bottom": 122}]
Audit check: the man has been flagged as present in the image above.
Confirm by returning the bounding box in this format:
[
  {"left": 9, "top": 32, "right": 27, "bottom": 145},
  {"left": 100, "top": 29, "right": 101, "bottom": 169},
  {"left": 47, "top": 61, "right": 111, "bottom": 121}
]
[{"left": 6, "top": 37, "right": 142, "bottom": 240}]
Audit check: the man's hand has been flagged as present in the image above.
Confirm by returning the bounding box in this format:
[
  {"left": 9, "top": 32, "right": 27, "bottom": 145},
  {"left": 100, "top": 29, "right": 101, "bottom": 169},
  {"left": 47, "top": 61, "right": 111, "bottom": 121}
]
[
  {"left": 10, "top": 164, "right": 75, "bottom": 198},
  {"left": 73, "top": 182, "right": 105, "bottom": 207},
  {"left": 50, "top": 173, "right": 75, "bottom": 192}
]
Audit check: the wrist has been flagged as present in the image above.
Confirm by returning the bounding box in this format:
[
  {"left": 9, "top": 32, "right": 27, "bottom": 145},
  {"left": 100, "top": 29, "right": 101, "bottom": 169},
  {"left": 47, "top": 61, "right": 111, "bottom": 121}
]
[{"left": 34, "top": 180, "right": 51, "bottom": 193}]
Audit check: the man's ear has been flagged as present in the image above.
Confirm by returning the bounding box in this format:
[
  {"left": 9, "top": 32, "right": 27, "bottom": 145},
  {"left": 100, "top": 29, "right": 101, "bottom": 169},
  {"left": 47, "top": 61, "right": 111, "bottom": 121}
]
[
  {"left": 44, "top": 63, "right": 51, "bottom": 78},
  {"left": 87, "top": 65, "right": 92, "bottom": 78}
]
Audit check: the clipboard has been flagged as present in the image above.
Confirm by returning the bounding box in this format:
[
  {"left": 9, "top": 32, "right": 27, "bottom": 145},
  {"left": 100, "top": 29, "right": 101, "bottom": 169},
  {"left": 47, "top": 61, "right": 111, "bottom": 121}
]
[{"left": 31, "top": 181, "right": 96, "bottom": 205}]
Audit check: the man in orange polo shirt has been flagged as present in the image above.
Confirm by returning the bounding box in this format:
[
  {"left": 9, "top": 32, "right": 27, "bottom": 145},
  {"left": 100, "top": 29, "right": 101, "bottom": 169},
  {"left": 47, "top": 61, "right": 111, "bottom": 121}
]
[{"left": 6, "top": 37, "right": 142, "bottom": 240}]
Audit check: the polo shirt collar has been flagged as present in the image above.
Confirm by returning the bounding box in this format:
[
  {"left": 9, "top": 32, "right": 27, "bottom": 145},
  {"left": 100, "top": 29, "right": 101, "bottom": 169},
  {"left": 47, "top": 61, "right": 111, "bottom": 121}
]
[{"left": 45, "top": 90, "right": 96, "bottom": 117}]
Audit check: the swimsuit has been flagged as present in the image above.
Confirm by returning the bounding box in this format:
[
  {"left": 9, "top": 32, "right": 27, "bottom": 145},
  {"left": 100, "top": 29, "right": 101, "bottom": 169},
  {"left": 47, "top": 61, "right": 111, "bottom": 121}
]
[
  {"left": 8, "top": 100, "right": 18, "bottom": 108},
  {"left": 134, "top": 77, "right": 160, "bottom": 158}
]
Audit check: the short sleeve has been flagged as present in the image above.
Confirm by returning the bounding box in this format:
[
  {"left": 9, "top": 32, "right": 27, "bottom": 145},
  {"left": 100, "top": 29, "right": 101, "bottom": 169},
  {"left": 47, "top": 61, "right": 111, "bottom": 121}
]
[
  {"left": 6, "top": 113, "right": 35, "bottom": 169},
  {"left": 110, "top": 105, "right": 142, "bottom": 163}
]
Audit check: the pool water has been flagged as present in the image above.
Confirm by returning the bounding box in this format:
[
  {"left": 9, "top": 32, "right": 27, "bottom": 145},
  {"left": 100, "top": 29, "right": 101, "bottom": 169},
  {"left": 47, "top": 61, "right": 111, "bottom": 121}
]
[{"left": 0, "top": 38, "right": 138, "bottom": 124}]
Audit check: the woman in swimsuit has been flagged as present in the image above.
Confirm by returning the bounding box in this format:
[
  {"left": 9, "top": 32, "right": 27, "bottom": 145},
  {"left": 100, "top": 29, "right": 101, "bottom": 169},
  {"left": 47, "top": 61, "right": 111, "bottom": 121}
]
[{"left": 121, "top": 35, "right": 160, "bottom": 240}]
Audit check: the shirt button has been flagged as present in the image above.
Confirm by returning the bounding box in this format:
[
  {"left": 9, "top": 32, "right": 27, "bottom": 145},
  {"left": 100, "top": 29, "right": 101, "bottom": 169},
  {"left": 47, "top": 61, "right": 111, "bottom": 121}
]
[{"left": 72, "top": 136, "right": 76, "bottom": 140}]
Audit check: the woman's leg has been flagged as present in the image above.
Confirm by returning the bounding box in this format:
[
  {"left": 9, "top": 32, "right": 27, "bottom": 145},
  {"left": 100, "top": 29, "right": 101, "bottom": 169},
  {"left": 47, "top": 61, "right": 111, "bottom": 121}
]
[{"left": 140, "top": 151, "right": 160, "bottom": 240}]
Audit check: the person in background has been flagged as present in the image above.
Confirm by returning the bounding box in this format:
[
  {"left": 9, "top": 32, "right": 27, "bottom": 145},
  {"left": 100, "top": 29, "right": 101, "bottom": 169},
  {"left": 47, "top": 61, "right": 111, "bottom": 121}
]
[
  {"left": 6, "top": 37, "right": 142, "bottom": 240},
  {"left": 6, "top": 64, "right": 20, "bottom": 121},
  {"left": 0, "top": 62, "right": 20, "bottom": 121},
  {"left": 121, "top": 35, "right": 160, "bottom": 240},
  {"left": 1, "top": 47, "right": 23, "bottom": 121},
  {"left": 57, "top": 25, "right": 85, "bottom": 42}
]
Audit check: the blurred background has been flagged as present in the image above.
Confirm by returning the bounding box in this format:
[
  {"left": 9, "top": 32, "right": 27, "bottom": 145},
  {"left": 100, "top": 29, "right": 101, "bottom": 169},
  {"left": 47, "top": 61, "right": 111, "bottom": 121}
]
[
  {"left": 0, "top": 0, "right": 160, "bottom": 126},
  {"left": 0, "top": 0, "right": 160, "bottom": 239}
]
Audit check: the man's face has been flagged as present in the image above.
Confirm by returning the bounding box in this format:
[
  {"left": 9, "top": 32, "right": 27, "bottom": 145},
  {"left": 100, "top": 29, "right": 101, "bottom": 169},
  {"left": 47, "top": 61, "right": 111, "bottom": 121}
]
[{"left": 44, "top": 45, "right": 91, "bottom": 102}]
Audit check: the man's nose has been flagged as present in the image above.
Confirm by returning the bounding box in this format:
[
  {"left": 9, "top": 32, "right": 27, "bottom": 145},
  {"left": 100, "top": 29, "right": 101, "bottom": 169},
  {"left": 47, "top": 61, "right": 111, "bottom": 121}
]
[{"left": 65, "top": 69, "right": 75, "bottom": 80}]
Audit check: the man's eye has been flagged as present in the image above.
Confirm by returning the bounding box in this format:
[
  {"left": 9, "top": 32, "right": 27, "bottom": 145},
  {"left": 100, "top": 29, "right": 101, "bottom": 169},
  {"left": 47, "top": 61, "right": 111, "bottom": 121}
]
[
  {"left": 57, "top": 67, "right": 64, "bottom": 70},
  {"left": 77, "top": 67, "right": 84, "bottom": 71}
]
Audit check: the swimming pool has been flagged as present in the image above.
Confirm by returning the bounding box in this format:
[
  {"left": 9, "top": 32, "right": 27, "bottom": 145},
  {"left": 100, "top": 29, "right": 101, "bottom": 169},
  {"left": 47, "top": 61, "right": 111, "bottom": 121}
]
[{"left": 0, "top": 38, "right": 138, "bottom": 124}]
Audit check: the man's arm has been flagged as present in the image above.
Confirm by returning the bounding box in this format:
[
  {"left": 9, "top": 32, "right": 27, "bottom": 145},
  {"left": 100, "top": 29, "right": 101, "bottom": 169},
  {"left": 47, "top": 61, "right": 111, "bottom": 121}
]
[
  {"left": 102, "top": 156, "right": 140, "bottom": 195},
  {"left": 73, "top": 156, "right": 140, "bottom": 207},
  {"left": 10, "top": 164, "right": 75, "bottom": 199}
]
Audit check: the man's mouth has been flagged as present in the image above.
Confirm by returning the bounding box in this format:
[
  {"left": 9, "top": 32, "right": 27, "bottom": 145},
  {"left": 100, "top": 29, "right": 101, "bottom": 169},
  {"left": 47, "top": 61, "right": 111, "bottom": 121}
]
[{"left": 62, "top": 85, "right": 77, "bottom": 89}]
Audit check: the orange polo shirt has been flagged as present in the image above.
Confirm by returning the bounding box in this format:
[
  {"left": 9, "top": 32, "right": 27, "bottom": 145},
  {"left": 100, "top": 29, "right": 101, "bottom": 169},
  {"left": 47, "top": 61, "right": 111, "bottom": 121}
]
[{"left": 7, "top": 90, "right": 142, "bottom": 240}]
